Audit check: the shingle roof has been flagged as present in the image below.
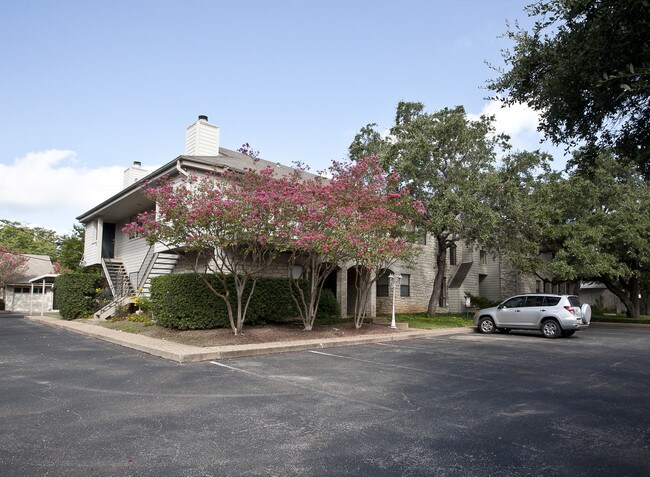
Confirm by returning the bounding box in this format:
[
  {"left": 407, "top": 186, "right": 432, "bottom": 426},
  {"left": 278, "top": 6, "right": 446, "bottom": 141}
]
[{"left": 10, "top": 254, "right": 55, "bottom": 285}]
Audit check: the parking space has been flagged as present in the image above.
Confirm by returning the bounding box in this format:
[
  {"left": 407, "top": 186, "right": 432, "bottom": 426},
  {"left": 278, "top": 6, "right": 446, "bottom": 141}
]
[{"left": 1, "top": 314, "right": 649, "bottom": 476}]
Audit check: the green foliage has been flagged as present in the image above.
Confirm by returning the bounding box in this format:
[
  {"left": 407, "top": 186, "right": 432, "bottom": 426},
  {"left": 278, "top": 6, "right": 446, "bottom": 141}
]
[
  {"left": 0, "top": 220, "right": 59, "bottom": 259},
  {"left": 504, "top": 149, "right": 650, "bottom": 317},
  {"left": 55, "top": 273, "right": 102, "bottom": 320},
  {"left": 488, "top": 0, "right": 650, "bottom": 176},
  {"left": 592, "top": 296, "right": 606, "bottom": 316},
  {"left": 315, "top": 288, "right": 340, "bottom": 320},
  {"left": 464, "top": 292, "right": 500, "bottom": 309},
  {"left": 350, "top": 102, "right": 530, "bottom": 314},
  {"left": 58, "top": 224, "right": 85, "bottom": 271},
  {"left": 150, "top": 273, "right": 339, "bottom": 330},
  {"left": 112, "top": 303, "right": 130, "bottom": 320}
]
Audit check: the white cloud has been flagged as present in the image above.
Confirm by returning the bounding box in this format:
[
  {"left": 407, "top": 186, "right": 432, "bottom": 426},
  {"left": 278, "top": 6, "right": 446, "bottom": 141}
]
[
  {"left": 0, "top": 150, "right": 125, "bottom": 233},
  {"left": 469, "top": 100, "right": 570, "bottom": 169},
  {"left": 470, "top": 99, "right": 545, "bottom": 152}
]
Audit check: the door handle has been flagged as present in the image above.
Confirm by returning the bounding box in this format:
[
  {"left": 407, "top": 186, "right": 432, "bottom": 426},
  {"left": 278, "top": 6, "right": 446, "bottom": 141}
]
[
  {"left": 540, "top": 309, "right": 546, "bottom": 312},
  {"left": 515, "top": 310, "right": 521, "bottom": 312}
]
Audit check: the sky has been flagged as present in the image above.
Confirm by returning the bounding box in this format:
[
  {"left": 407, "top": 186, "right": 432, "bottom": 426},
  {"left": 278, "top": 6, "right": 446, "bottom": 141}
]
[{"left": 0, "top": 0, "right": 559, "bottom": 235}]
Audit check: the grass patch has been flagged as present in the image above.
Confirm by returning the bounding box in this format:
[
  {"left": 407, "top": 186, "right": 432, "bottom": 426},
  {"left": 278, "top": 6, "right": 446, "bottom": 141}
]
[
  {"left": 591, "top": 314, "right": 650, "bottom": 324},
  {"left": 99, "top": 321, "right": 150, "bottom": 334},
  {"left": 389, "top": 313, "right": 474, "bottom": 329}
]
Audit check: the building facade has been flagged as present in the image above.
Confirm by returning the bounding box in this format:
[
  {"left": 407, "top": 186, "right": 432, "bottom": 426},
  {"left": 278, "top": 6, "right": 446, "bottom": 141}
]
[{"left": 77, "top": 116, "right": 539, "bottom": 320}]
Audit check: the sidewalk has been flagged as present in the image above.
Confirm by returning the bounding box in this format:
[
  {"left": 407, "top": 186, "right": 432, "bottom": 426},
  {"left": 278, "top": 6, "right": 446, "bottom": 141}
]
[{"left": 24, "top": 315, "right": 472, "bottom": 363}]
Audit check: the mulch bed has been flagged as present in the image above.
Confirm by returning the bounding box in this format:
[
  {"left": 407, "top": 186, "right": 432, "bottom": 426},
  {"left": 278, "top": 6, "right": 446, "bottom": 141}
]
[{"left": 135, "top": 321, "right": 405, "bottom": 348}]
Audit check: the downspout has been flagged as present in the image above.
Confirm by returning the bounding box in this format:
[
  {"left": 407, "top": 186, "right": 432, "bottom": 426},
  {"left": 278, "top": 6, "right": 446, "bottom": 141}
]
[
  {"left": 176, "top": 160, "right": 189, "bottom": 177},
  {"left": 30, "top": 283, "right": 34, "bottom": 315}
]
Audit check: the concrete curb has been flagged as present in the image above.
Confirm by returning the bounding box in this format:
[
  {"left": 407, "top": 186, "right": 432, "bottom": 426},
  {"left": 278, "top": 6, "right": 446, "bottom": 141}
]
[{"left": 24, "top": 315, "right": 473, "bottom": 363}]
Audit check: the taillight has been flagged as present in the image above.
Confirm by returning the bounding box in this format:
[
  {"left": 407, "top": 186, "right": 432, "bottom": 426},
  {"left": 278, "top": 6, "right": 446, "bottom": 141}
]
[{"left": 564, "top": 306, "right": 576, "bottom": 315}]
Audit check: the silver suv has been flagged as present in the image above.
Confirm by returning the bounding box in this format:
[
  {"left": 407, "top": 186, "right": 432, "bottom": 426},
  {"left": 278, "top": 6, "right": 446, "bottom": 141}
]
[{"left": 474, "top": 294, "right": 591, "bottom": 338}]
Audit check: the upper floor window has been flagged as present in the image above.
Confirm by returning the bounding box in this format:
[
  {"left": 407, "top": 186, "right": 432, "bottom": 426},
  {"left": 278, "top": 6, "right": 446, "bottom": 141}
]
[
  {"left": 480, "top": 249, "right": 487, "bottom": 265},
  {"left": 449, "top": 245, "right": 457, "bottom": 266}
]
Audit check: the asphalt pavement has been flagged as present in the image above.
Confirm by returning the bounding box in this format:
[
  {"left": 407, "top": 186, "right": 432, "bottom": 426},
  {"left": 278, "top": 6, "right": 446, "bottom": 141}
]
[{"left": 1, "top": 312, "right": 649, "bottom": 476}]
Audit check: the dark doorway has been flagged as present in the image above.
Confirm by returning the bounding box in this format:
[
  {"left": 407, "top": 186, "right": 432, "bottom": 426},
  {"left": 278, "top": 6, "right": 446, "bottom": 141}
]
[
  {"left": 322, "top": 266, "right": 338, "bottom": 298},
  {"left": 101, "top": 223, "right": 116, "bottom": 259}
]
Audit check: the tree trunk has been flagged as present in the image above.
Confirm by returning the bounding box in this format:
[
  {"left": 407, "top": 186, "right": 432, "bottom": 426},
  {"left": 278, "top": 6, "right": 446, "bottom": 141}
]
[
  {"left": 604, "top": 277, "right": 641, "bottom": 318},
  {"left": 427, "top": 236, "right": 447, "bottom": 316}
]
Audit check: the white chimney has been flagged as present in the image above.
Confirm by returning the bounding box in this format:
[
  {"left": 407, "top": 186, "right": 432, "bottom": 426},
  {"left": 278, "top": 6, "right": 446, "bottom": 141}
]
[
  {"left": 123, "top": 161, "right": 148, "bottom": 188},
  {"left": 185, "top": 115, "right": 220, "bottom": 156}
]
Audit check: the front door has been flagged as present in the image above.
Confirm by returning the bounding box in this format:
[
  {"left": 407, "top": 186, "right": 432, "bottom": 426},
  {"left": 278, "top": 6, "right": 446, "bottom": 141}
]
[
  {"left": 101, "top": 223, "right": 116, "bottom": 259},
  {"left": 495, "top": 296, "right": 526, "bottom": 327}
]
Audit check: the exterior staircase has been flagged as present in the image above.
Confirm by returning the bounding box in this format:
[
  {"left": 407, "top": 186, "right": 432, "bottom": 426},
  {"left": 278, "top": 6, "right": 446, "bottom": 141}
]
[
  {"left": 95, "top": 258, "right": 136, "bottom": 320},
  {"left": 140, "top": 253, "right": 180, "bottom": 296},
  {"left": 94, "top": 252, "right": 179, "bottom": 320}
]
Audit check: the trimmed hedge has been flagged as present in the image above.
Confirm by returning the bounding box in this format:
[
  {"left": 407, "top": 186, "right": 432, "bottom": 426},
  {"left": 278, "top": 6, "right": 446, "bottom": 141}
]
[
  {"left": 150, "top": 273, "right": 338, "bottom": 330},
  {"left": 55, "top": 273, "right": 102, "bottom": 320}
]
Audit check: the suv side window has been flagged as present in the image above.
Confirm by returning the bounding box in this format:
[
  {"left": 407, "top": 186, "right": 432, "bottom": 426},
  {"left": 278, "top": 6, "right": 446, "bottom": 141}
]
[
  {"left": 543, "top": 296, "right": 561, "bottom": 306},
  {"left": 502, "top": 296, "right": 526, "bottom": 308},
  {"left": 525, "top": 296, "right": 544, "bottom": 307}
]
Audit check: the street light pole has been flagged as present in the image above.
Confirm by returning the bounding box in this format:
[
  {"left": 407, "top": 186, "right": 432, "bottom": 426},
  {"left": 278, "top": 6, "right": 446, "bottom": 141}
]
[{"left": 390, "top": 273, "right": 402, "bottom": 329}]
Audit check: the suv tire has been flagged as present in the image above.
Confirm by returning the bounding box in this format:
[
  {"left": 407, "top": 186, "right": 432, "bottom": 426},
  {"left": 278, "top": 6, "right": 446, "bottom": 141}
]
[
  {"left": 478, "top": 316, "right": 496, "bottom": 334},
  {"left": 541, "top": 319, "right": 562, "bottom": 339}
]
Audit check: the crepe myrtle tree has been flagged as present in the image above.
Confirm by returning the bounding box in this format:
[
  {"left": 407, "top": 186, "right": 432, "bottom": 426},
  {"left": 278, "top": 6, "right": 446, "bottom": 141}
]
[
  {"left": 124, "top": 165, "right": 286, "bottom": 335},
  {"left": 275, "top": 168, "right": 347, "bottom": 331},
  {"left": 278, "top": 157, "right": 422, "bottom": 330},
  {"left": 0, "top": 245, "right": 29, "bottom": 295},
  {"left": 328, "top": 156, "right": 423, "bottom": 328}
]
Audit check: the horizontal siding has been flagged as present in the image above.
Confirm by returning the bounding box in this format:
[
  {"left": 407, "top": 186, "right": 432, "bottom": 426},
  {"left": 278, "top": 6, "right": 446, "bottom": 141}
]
[
  {"left": 114, "top": 219, "right": 151, "bottom": 281},
  {"left": 83, "top": 221, "right": 100, "bottom": 266}
]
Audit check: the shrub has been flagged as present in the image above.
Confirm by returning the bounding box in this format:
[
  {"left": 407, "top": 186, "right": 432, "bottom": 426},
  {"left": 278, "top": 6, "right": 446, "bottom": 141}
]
[
  {"left": 592, "top": 296, "right": 606, "bottom": 315},
  {"left": 465, "top": 292, "right": 500, "bottom": 310},
  {"left": 150, "top": 273, "right": 339, "bottom": 330},
  {"left": 55, "top": 273, "right": 102, "bottom": 320}
]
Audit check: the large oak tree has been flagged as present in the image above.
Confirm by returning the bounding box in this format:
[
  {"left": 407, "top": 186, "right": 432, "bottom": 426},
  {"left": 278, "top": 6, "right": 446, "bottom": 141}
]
[{"left": 488, "top": 0, "right": 650, "bottom": 176}]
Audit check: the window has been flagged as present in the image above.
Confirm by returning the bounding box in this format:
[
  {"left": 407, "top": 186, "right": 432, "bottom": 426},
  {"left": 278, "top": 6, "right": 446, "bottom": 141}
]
[
  {"left": 503, "top": 296, "right": 526, "bottom": 308},
  {"left": 543, "top": 296, "right": 561, "bottom": 306},
  {"left": 376, "top": 275, "right": 390, "bottom": 297},
  {"left": 13, "top": 286, "right": 43, "bottom": 293},
  {"left": 480, "top": 250, "right": 487, "bottom": 265},
  {"left": 449, "top": 245, "right": 457, "bottom": 266},
  {"left": 400, "top": 274, "right": 410, "bottom": 297},
  {"left": 525, "top": 296, "right": 544, "bottom": 307},
  {"left": 536, "top": 280, "right": 542, "bottom": 293}
]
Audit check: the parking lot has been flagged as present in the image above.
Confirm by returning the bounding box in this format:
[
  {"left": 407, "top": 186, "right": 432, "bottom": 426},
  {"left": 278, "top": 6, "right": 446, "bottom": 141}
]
[{"left": 1, "top": 313, "right": 649, "bottom": 476}]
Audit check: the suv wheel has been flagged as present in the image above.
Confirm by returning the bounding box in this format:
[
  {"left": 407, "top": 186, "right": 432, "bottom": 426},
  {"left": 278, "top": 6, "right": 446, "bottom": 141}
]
[
  {"left": 478, "top": 316, "right": 496, "bottom": 334},
  {"left": 541, "top": 319, "right": 561, "bottom": 339}
]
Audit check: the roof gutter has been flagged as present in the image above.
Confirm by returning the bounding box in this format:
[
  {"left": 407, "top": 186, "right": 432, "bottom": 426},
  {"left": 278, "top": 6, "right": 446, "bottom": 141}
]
[{"left": 176, "top": 159, "right": 189, "bottom": 177}]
